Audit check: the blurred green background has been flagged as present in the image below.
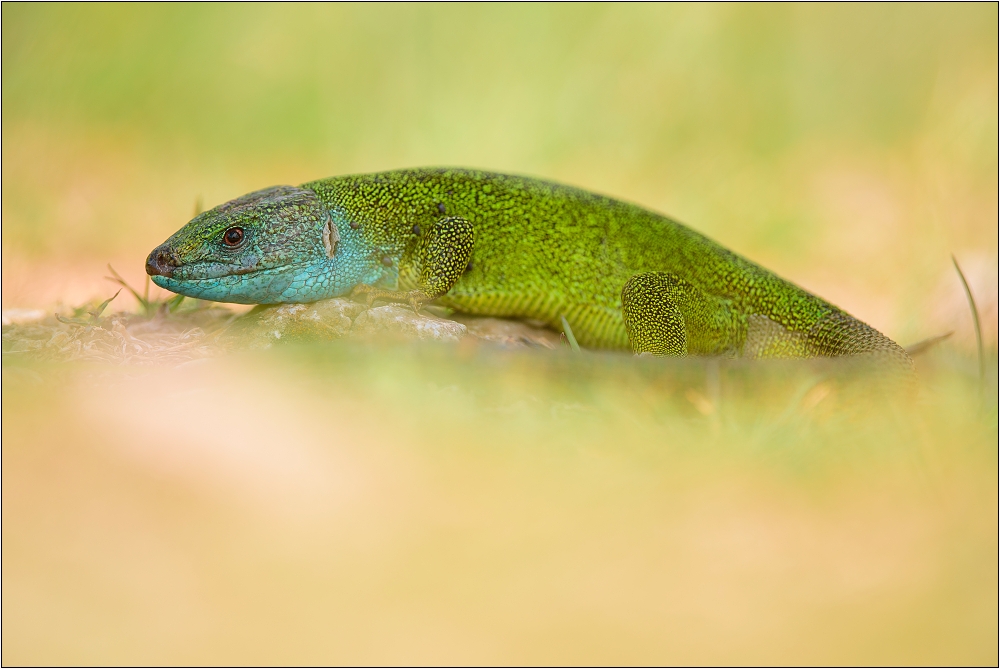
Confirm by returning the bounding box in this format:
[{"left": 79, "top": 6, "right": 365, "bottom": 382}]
[
  {"left": 2, "top": 4, "right": 998, "bottom": 665},
  {"left": 2, "top": 3, "right": 997, "bottom": 345}
]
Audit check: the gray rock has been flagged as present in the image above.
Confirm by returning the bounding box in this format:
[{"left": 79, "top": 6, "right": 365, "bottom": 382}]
[
  {"left": 224, "top": 297, "right": 568, "bottom": 350},
  {"left": 225, "top": 298, "right": 469, "bottom": 347},
  {"left": 350, "top": 305, "right": 467, "bottom": 342},
  {"left": 454, "top": 315, "right": 561, "bottom": 349},
  {"left": 225, "top": 298, "right": 366, "bottom": 348}
]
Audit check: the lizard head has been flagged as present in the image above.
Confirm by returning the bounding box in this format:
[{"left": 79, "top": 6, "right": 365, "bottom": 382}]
[{"left": 146, "top": 185, "right": 338, "bottom": 304}]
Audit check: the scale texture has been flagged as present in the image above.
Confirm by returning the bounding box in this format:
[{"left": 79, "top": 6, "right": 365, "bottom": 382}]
[{"left": 147, "top": 168, "right": 913, "bottom": 369}]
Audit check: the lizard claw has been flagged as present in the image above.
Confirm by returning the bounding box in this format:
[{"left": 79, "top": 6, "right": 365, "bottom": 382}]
[
  {"left": 350, "top": 285, "right": 431, "bottom": 314},
  {"left": 350, "top": 284, "right": 375, "bottom": 308},
  {"left": 408, "top": 289, "right": 436, "bottom": 316}
]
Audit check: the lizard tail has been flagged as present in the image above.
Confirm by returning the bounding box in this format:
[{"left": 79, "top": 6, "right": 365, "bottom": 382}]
[
  {"left": 743, "top": 309, "right": 915, "bottom": 379},
  {"left": 807, "top": 311, "right": 916, "bottom": 375}
]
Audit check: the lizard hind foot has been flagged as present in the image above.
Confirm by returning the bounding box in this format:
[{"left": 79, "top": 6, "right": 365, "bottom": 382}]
[{"left": 621, "top": 272, "right": 689, "bottom": 356}]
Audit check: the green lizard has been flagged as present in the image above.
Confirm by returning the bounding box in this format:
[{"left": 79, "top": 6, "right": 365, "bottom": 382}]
[{"left": 146, "top": 168, "right": 912, "bottom": 368}]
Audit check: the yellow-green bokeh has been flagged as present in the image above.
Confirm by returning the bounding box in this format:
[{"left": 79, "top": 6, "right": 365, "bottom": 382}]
[
  {"left": 2, "top": 5, "right": 997, "bottom": 665},
  {"left": 2, "top": 3, "right": 997, "bottom": 343}
]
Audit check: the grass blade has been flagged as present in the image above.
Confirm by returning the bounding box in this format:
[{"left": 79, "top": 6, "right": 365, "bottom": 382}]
[
  {"left": 952, "top": 255, "right": 985, "bottom": 407},
  {"left": 106, "top": 264, "right": 150, "bottom": 314},
  {"left": 166, "top": 294, "right": 185, "bottom": 313},
  {"left": 905, "top": 331, "right": 954, "bottom": 357},
  {"left": 90, "top": 290, "right": 121, "bottom": 319},
  {"left": 560, "top": 315, "right": 581, "bottom": 353}
]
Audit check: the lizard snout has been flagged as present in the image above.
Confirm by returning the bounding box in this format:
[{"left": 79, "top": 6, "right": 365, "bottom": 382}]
[{"left": 146, "top": 245, "right": 179, "bottom": 278}]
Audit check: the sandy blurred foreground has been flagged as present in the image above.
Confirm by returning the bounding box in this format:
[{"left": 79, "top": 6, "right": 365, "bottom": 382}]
[
  {"left": 2, "top": 326, "right": 998, "bottom": 665},
  {"left": 1, "top": 4, "right": 998, "bottom": 664}
]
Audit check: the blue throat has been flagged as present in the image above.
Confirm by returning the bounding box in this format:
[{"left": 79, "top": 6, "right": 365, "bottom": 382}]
[{"left": 151, "top": 208, "right": 394, "bottom": 304}]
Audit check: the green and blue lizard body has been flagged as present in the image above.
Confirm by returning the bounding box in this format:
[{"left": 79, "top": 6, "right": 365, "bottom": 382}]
[{"left": 147, "top": 168, "right": 912, "bottom": 367}]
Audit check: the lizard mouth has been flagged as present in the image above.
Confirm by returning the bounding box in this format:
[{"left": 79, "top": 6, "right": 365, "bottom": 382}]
[
  {"left": 147, "top": 264, "right": 306, "bottom": 305},
  {"left": 145, "top": 247, "right": 262, "bottom": 281}
]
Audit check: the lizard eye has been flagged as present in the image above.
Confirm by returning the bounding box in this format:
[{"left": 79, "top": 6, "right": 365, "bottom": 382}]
[{"left": 223, "top": 227, "right": 245, "bottom": 247}]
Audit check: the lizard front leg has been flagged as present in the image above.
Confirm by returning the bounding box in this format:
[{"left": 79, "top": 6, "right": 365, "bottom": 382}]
[{"left": 352, "top": 216, "right": 475, "bottom": 313}]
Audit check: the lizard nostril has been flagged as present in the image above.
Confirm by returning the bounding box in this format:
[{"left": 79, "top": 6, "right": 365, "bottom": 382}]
[{"left": 145, "top": 246, "right": 178, "bottom": 277}]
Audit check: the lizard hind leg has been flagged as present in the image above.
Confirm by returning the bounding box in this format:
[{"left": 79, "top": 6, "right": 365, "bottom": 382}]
[{"left": 621, "top": 272, "right": 688, "bottom": 356}]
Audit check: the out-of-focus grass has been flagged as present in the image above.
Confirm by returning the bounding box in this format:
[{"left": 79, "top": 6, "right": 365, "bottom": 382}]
[
  {"left": 2, "top": 341, "right": 997, "bottom": 665},
  {"left": 2, "top": 4, "right": 998, "bottom": 665}
]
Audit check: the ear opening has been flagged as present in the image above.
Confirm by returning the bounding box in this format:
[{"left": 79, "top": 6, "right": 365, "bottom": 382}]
[{"left": 322, "top": 212, "right": 339, "bottom": 258}]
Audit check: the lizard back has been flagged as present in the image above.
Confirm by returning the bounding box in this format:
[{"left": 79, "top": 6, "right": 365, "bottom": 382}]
[{"left": 308, "top": 168, "right": 911, "bottom": 370}]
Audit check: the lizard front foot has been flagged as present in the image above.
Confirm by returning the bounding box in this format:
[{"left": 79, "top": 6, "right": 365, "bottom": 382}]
[{"left": 351, "top": 284, "right": 431, "bottom": 315}]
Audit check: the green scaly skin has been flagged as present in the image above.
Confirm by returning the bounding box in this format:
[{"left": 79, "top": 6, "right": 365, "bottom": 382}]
[{"left": 146, "top": 168, "right": 913, "bottom": 368}]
